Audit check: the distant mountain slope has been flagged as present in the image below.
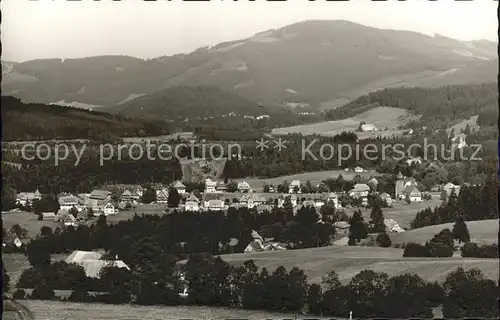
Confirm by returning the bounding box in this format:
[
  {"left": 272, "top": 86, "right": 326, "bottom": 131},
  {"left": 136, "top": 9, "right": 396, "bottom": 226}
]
[
  {"left": 1, "top": 96, "right": 171, "bottom": 141},
  {"left": 3, "top": 20, "right": 497, "bottom": 107},
  {"left": 325, "top": 82, "right": 498, "bottom": 130},
  {"left": 110, "top": 86, "right": 266, "bottom": 120}
]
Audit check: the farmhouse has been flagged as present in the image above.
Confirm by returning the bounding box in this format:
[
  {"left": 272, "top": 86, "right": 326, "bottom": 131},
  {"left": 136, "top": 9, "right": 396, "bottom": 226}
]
[
  {"left": 88, "top": 190, "right": 112, "bottom": 211},
  {"left": 395, "top": 173, "right": 418, "bottom": 200},
  {"left": 172, "top": 181, "right": 186, "bottom": 194},
  {"left": 65, "top": 250, "right": 130, "bottom": 278},
  {"left": 349, "top": 183, "right": 370, "bottom": 205},
  {"left": 401, "top": 185, "right": 422, "bottom": 203},
  {"left": 289, "top": 180, "right": 301, "bottom": 193},
  {"left": 120, "top": 189, "right": 133, "bottom": 202},
  {"left": 205, "top": 178, "right": 217, "bottom": 193},
  {"left": 360, "top": 124, "right": 376, "bottom": 132},
  {"left": 237, "top": 181, "right": 251, "bottom": 193},
  {"left": 156, "top": 188, "right": 169, "bottom": 203},
  {"left": 184, "top": 194, "right": 200, "bottom": 212},
  {"left": 16, "top": 189, "right": 42, "bottom": 206},
  {"left": 58, "top": 195, "right": 80, "bottom": 212},
  {"left": 239, "top": 193, "right": 266, "bottom": 209}
]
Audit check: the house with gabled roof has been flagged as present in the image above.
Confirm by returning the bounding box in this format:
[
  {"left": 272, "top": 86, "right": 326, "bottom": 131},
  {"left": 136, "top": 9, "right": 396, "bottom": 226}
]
[
  {"left": 184, "top": 193, "right": 200, "bottom": 211},
  {"left": 120, "top": 189, "right": 133, "bottom": 202},
  {"left": 172, "top": 181, "right": 186, "bottom": 194},
  {"left": 395, "top": 173, "right": 418, "bottom": 200},
  {"left": 401, "top": 185, "right": 422, "bottom": 202},
  {"left": 239, "top": 193, "right": 266, "bottom": 209},
  {"left": 87, "top": 190, "right": 112, "bottom": 212},
  {"left": 156, "top": 188, "right": 169, "bottom": 204},
  {"left": 216, "top": 182, "right": 228, "bottom": 193},
  {"left": 58, "top": 194, "right": 80, "bottom": 212},
  {"left": 205, "top": 178, "right": 217, "bottom": 193},
  {"left": 349, "top": 183, "right": 370, "bottom": 205}
]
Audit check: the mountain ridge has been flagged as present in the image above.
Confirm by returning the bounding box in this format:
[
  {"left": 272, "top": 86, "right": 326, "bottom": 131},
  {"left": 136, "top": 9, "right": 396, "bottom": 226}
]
[{"left": 3, "top": 20, "right": 497, "bottom": 108}]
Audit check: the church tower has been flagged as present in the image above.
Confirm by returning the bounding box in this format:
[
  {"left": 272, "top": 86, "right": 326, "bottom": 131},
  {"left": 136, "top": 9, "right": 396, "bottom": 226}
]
[{"left": 395, "top": 172, "right": 404, "bottom": 199}]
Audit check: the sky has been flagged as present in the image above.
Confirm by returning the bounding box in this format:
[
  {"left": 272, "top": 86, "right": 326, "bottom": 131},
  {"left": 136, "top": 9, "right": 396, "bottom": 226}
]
[{"left": 2, "top": 0, "right": 498, "bottom": 62}]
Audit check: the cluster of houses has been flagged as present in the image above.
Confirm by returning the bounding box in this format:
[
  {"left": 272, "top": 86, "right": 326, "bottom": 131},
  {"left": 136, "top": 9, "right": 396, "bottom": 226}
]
[{"left": 176, "top": 190, "right": 342, "bottom": 213}]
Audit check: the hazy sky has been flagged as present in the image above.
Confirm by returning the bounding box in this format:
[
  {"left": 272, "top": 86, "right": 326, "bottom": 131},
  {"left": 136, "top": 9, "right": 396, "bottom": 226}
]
[{"left": 2, "top": 0, "right": 498, "bottom": 62}]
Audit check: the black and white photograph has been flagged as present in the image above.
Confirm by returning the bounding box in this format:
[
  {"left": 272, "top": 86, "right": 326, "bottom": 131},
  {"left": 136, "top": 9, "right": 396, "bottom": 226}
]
[{"left": 1, "top": 0, "right": 498, "bottom": 319}]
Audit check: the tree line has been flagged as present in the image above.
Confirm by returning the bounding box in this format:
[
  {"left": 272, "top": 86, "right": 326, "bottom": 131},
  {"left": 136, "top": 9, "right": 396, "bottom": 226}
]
[
  {"left": 13, "top": 253, "right": 499, "bottom": 319},
  {"left": 325, "top": 83, "right": 498, "bottom": 131},
  {"left": 410, "top": 177, "right": 498, "bottom": 229}
]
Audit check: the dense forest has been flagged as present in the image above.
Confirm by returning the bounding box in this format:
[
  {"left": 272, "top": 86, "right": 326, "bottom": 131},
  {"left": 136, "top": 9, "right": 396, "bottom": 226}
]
[
  {"left": 325, "top": 83, "right": 498, "bottom": 130},
  {"left": 1, "top": 96, "right": 171, "bottom": 141}
]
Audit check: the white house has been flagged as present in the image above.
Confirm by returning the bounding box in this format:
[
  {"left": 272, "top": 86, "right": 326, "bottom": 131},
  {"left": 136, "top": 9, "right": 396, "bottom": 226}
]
[
  {"left": 16, "top": 189, "right": 42, "bottom": 206},
  {"left": 360, "top": 124, "right": 376, "bottom": 132},
  {"left": 184, "top": 194, "right": 200, "bottom": 212},
  {"left": 156, "top": 188, "right": 169, "bottom": 204},
  {"left": 237, "top": 181, "right": 251, "bottom": 193},
  {"left": 349, "top": 183, "right": 370, "bottom": 205},
  {"left": 172, "top": 181, "right": 186, "bottom": 194},
  {"left": 354, "top": 166, "right": 365, "bottom": 173},
  {"left": 65, "top": 250, "right": 130, "bottom": 278},
  {"left": 289, "top": 180, "right": 301, "bottom": 193},
  {"left": 207, "top": 199, "right": 225, "bottom": 211},
  {"left": 239, "top": 193, "right": 266, "bottom": 209},
  {"left": 401, "top": 185, "right": 422, "bottom": 203},
  {"left": 205, "top": 179, "right": 217, "bottom": 193}
]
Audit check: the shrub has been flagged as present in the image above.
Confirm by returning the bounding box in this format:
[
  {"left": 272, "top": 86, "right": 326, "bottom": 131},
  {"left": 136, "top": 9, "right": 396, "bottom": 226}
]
[
  {"left": 375, "top": 232, "right": 392, "bottom": 247},
  {"left": 403, "top": 243, "right": 428, "bottom": 257},
  {"left": 461, "top": 243, "right": 499, "bottom": 258},
  {"left": 426, "top": 241, "right": 453, "bottom": 257},
  {"left": 31, "top": 281, "right": 55, "bottom": 300}
]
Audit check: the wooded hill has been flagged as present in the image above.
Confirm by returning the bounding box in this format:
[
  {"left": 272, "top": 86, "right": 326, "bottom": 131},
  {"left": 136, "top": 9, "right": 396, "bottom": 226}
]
[
  {"left": 325, "top": 83, "right": 498, "bottom": 130},
  {"left": 1, "top": 96, "right": 171, "bottom": 141}
]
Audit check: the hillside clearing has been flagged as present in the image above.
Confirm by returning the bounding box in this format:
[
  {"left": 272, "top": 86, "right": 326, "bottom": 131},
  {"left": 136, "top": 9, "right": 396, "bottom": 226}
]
[
  {"left": 272, "top": 107, "right": 418, "bottom": 137},
  {"left": 390, "top": 219, "right": 499, "bottom": 246},
  {"left": 231, "top": 169, "right": 377, "bottom": 190},
  {"left": 219, "top": 245, "right": 498, "bottom": 284}
]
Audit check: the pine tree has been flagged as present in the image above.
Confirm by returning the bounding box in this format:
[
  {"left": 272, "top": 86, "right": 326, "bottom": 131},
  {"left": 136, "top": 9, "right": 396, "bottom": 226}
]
[
  {"left": 167, "top": 187, "right": 181, "bottom": 208},
  {"left": 452, "top": 216, "right": 470, "bottom": 243},
  {"left": 369, "top": 198, "right": 386, "bottom": 233},
  {"left": 348, "top": 210, "right": 368, "bottom": 245}
]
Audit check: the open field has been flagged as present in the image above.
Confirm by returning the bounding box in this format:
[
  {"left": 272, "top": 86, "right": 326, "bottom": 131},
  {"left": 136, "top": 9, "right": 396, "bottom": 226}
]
[
  {"left": 230, "top": 169, "right": 378, "bottom": 190},
  {"left": 19, "top": 300, "right": 326, "bottom": 320},
  {"left": 2, "top": 211, "right": 60, "bottom": 239},
  {"left": 272, "top": 107, "right": 418, "bottom": 137},
  {"left": 3, "top": 253, "right": 69, "bottom": 289},
  {"left": 343, "top": 197, "right": 443, "bottom": 229},
  {"left": 390, "top": 219, "right": 499, "bottom": 246},
  {"left": 219, "top": 245, "right": 499, "bottom": 284},
  {"left": 122, "top": 132, "right": 195, "bottom": 143}
]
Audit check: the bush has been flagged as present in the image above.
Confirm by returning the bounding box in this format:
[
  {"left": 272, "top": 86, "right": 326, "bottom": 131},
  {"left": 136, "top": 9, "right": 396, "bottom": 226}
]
[
  {"left": 403, "top": 243, "right": 428, "bottom": 257},
  {"left": 13, "top": 289, "right": 26, "bottom": 300},
  {"left": 426, "top": 241, "right": 453, "bottom": 257},
  {"left": 375, "top": 232, "right": 392, "bottom": 247},
  {"left": 31, "top": 282, "right": 55, "bottom": 300},
  {"left": 461, "top": 243, "right": 499, "bottom": 258},
  {"left": 68, "top": 288, "right": 92, "bottom": 302}
]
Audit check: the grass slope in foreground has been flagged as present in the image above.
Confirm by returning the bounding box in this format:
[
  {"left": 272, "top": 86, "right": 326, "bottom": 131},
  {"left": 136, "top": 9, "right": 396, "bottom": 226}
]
[{"left": 219, "top": 246, "right": 498, "bottom": 284}]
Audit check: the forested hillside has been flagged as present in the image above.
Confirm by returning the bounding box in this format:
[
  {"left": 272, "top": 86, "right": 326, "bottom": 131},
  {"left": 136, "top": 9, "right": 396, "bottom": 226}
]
[
  {"left": 1, "top": 96, "right": 171, "bottom": 141},
  {"left": 326, "top": 83, "right": 498, "bottom": 130}
]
